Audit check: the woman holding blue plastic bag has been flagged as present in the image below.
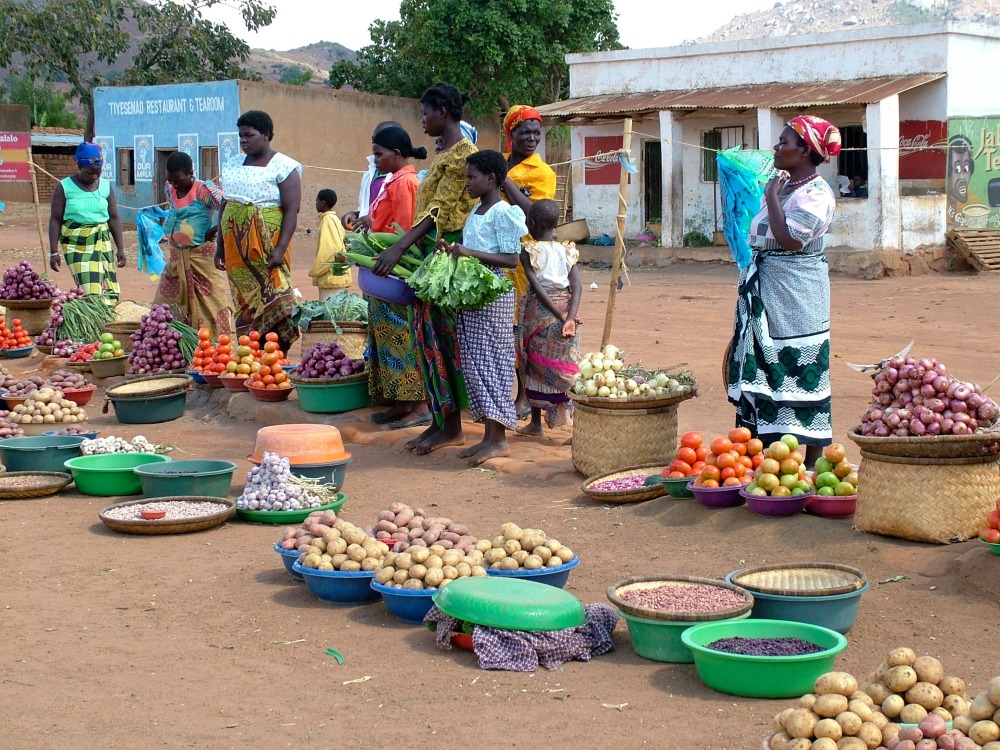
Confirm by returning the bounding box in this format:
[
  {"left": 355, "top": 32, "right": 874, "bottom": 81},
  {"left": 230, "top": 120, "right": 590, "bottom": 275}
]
[
  {"left": 152, "top": 151, "right": 233, "bottom": 337},
  {"left": 725, "top": 116, "right": 840, "bottom": 466}
]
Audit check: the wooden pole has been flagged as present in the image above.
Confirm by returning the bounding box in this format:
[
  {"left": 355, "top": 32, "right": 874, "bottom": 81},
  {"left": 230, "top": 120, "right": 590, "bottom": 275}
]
[
  {"left": 601, "top": 117, "right": 633, "bottom": 349},
  {"left": 28, "top": 148, "right": 47, "bottom": 271}
]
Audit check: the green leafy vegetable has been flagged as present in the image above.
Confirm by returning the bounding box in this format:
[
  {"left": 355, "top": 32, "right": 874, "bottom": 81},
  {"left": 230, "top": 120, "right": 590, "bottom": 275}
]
[
  {"left": 292, "top": 291, "right": 369, "bottom": 330},
  {"left": 407, "top": 253, "right": 512, "bottom": 310}
]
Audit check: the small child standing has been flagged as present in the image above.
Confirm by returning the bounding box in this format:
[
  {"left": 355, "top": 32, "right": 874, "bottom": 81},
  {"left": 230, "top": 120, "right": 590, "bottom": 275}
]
[
  {"left": 436, "top": 150, "right": 527, "bottom": 465},
  {"left": 308, "top": 189, "right": 351, "bottom": 300},
  {"left": 516, "top": 199, "right": 582, "bottom": 435}
]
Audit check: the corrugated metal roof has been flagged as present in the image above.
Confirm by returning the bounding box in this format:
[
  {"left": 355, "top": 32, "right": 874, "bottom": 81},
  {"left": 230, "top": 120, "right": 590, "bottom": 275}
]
[
  {"left": 31, "top": 133, "right": 84, "bottom": 147},
  {"left": 536, "top": 74, "right": 944, "bottom": 120}
]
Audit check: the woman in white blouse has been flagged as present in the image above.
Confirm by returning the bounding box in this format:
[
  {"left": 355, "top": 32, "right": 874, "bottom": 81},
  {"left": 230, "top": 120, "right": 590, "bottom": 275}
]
[{"left": 215, "top": 110, "right": 302, "bottom": 350}]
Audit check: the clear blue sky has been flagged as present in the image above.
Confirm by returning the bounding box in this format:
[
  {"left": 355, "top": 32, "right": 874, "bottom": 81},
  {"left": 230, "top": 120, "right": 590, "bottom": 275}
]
[{"left": 203, "top": 0, "right": 776, "bottom": 52}]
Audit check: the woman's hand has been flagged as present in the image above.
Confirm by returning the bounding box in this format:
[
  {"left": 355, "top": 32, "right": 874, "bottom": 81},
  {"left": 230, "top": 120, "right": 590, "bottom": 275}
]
[
  {"left": 373, "top": 243, "right": 405, "bottom": 276},
  {"left": 765, "top": 174, "right": 788, "bottom": 202},
  {"left": 445, "top": 241, "right": 468, "bottom": 259},
  {"left": 49, "top": 252, "right": 62, "bottom": 273},
  {"left": 214, "top": 244, "right": 226, "bottom": 272},
  {"left": 353, "top": 214, "right": 373, "bottom": 232},
  {"left": 562, "top": 319, "right": 577, "bottom": 338},
  {"left": 115, "top": 249, "right": 127, "bottom": 268},
  {"left": 267, "top": 246, "right": 287, "bottom": 271}
]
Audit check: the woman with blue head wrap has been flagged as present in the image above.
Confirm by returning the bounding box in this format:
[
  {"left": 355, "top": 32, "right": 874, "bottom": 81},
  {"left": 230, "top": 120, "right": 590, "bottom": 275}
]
[{"left": 48, "top": 142, "right": 126, "bottom": 300}]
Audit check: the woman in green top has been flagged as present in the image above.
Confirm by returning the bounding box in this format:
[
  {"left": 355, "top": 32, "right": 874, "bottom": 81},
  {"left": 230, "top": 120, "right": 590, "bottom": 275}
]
[{"left": 49, "top": 142, "right": 126, "bottom": 301}]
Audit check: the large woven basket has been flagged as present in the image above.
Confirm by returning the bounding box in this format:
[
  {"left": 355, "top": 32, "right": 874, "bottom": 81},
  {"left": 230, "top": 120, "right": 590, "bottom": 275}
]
[
  {"left": 106, "top": 373, "right": 192, "bottom": 399},
  {"left": 98, "top": 496, "right": 235, "bottom": 535},
  {"left": 0, "top": 471, "right": 72, "bottom": 499},
  {"left": 572, "top": 400, "right": 679, "bottom": 476},
  {"left": 728, "top": 563, "right": 867, "bottom": 597},
  {"left": 607, "top": 575, "right": 754, "bottom": 622},
  {"left": 0, "top": 299, "right": 54, "bottom": 336},
  {"left": 568, "top": 385, "right": 697, "bottom": 410},
  {"left": 854, "top": 449, "right": 1000, "bottom": 543},
  {"left": 581, "top": 463, "right": 670, "bottom": 504},
  {"left": 299, "top": 321, "right": 368, "bottom": 361},
  {"left": 847, "top": 425, "right": 1000, "bottom": 460},
  {"left": 101, "top": 322, "right": 140, "bottom": 354}
]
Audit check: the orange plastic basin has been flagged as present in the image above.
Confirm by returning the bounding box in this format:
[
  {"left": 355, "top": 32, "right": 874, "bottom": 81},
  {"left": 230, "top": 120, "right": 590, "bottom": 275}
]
[{"left": 249, "top": 424, "right": 351, "bottom": 465}]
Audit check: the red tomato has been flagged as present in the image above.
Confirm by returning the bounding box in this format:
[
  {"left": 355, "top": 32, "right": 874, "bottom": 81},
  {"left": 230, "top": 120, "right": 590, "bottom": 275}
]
[
  {"left": 723, "top": 477, "right": 742, "bottom": 487},
  {"left": 670, "top": 459, "right": 692, "bottom": 475},
  {"left": 695, "top": 445, "right": 710, "bottom": 462},
  {"left": 746, "top": 438, "right": 764, "bottom": 456},
  {"left": 710, "top": 437, "right": 734, "bottom": 455},
  {"left": 676, "top": 446, "right": 698, "bottom": 466},
  {"left": 680, "top": 432, "right": 703, "bottom": 450},
  {"left": 716, "top": 452, "right": 736, "bottom": 469},
  {"left": 700, "top": 465, "right": 721, "bottom": 482},
  {"left": 729, "top": 427, "right": 752, "bottom": 444},
  {"left": 989, "top": 510, "right": 1000, "bottom": 529},
  {"left": 983, "top": 528, "right": 1000, "bottom": 544}
]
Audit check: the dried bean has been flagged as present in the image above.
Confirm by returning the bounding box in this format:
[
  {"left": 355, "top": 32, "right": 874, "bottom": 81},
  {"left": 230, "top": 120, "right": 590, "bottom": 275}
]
[
  {"left": 619, "top": 584, "right": 746, "bottom": 614},
  {"left": 103, "top": 500, "right": 225, "bottom": 521},
  {"left": 706, "top": 637, "right": 824, "bottom": 656}
]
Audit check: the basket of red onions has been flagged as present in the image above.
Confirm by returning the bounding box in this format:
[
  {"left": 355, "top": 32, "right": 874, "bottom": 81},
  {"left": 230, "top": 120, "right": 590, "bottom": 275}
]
[
  {"left": 0, "top": 262, "right": 59, "bottom": 335},
  {"left": 127, "top": 304, "right": 189, "bottom": 377},
  {"left": 289, "top": 342, "right": 369, "bottom": 413}
]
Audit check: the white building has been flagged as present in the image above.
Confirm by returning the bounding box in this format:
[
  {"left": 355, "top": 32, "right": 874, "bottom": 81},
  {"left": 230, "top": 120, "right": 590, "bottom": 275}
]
[{"left": 538, "top": 22, "right": 1000, "bottom": 260}]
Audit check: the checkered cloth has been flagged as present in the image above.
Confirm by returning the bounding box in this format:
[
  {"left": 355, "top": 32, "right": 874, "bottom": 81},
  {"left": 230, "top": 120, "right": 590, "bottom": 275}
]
[
  {"left": 455, "top": 288, "right": 517, "bottom": 428},
  {"left": 60, "top": 220, "right": 120, "bottom": 301},
  {"left": 424, "top": 603, "right": 619, "bottom": 672}
]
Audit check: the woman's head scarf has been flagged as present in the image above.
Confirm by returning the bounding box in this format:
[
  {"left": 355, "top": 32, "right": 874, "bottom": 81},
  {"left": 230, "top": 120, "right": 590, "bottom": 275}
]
[
  {"left": 787, "top": 116, "right": 842, "bottom": 163},
  {"left": 503, "top": 105, "right": 542, "bottom": 152},
  {"left": 75, "top": 142, "right": 104, "bottom": 168}
]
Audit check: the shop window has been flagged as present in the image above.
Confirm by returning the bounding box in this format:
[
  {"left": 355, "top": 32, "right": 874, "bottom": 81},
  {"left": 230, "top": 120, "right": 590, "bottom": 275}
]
[
  {"left": 702, "top": 126, "right": 745, "bottom": 182},
  {"left": 117, "top": 148, "right": 135, "bottom": 187},
  {"left": 644, "top": 140, "right": 662, "bottom": 223},
  {"left": 201, "top": 147, "right": 219, "bottom": 181},
  {"left": 838, "top": 125, "right": 868, "bottom": 198}
]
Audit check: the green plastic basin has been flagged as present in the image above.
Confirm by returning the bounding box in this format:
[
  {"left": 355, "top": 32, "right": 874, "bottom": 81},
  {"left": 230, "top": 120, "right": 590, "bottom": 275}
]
[
  {"left": 0, "top": 435, "right": 86, "bottom": 473},
  {"left": 294, "top": 379, "right": 371, "bottom": 414},
  {"left": 133, "top": 459, "right": 237, "bottom": 499},
  {"left": 63, "top": 453, "right": 172, "bottom": 496},
  {"left": 620, "top": 609, "right": 751, "bottom": 663},
  {"left": 108, "top": 391, "right": 187, "bottom": 424},
  {"left": 234, "top": 493, "right": 347, "bottom": 524},
  {"left": 659, "top": 475, "right": 695, "bottom": 498},
  {"left": 680, "top": 618, "right": 848, "bottom": 698},
  {"left": 432, "top": 576, "right": 586, "bottom": 632}
]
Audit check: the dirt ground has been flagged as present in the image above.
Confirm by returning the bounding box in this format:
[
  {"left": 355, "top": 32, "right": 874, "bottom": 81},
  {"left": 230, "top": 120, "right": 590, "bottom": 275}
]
[{"left": 1, "top": 205, "right": 999, "bottom": 750}]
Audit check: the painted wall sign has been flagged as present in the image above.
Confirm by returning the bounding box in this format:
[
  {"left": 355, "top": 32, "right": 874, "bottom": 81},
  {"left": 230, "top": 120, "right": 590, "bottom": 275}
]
[
  {"left": 94, "top": 136, "right": 115, "bottom": 182},
  {"left": 584, "top": 136, "right": 627, "bottom": 185},
  {"left": 218, "top": 132, "right": 239, "bottom": 167},
  {"left": 134, "top": 134, "right": 154, "bottom": 182},
  {"left": 0, "top": 132, "right": 31, "bottom": 181},
  {"left": 105, "top": 94, "right": 226, "bottom": 118},
  {"left": 178, "top": 133, "right": 199, "bottom": 178},
  {"left": 898, "top": 120, "right": 946, "bottom": 181},
  {"left": 946, "top": 117, "right": 1000, "bottom": 229}
]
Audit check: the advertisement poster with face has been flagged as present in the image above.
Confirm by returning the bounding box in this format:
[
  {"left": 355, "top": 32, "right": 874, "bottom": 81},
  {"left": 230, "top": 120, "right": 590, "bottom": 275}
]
[
  {"left": 218, "top": 132, "right": 239, "bottom": 167},
  {"left": 134, "top": 134, "right": 154, "bottom": 182},
  {"left": 946, "top": 117, "right": 1000, "bottom": 229},
  {"left": 178, "top": 134, "right": 199, "bottom": 178},
  {"left": 93, "top": 136, "right": 115, "bottom": 182}
]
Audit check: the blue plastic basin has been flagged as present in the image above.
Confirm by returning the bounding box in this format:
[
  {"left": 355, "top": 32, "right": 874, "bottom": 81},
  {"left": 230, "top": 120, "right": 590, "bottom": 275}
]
[
  {"left": 484, "top": 554, "right": 579, "bottom": 588},
  {"left": 274, "top": 543, "right": 304, "bottom": 580},
  {"left": 725, "top": 571, "right": 868, "bottom": 634},
  {"left": 292, "top": 561, "right": 379, "bottom": 605},
  {"left": 371, "top": 580, "right": 436, "bottom": 624}
]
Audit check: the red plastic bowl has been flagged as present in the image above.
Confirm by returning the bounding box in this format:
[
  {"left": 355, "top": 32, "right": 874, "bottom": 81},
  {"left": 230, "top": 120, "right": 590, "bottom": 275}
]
[
  {"left": 805, "top": 493, "right": 857, "bottom": 518},
  {"left": 140, "top": 509, "right": 167, "bottom": 520},
  {"left": 219, "top": 375, "right": 249, "bottom": 392},
  {"left": 246, "top": 383, "right": 294, "bottom": 402},
  {"left": 201, "top": 372, "right": 222, "bottom": 388},
  {"left": 60, "top": 386, "right": 97, "bottom": 406},
  {"left": 688, "top": 479, "right": 745, "bottom": 509},
  {"left": 742, "top": 488, "right": 813, "bottom": 517},
  {"left": 451, "top": 632, "right": 474, "bottom": 652}
]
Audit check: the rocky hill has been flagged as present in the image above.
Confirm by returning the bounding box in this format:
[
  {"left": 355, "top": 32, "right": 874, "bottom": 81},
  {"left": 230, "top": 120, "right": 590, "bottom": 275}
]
[
  {"left": 700, "top": 0, "right": 1000, "bottom": 42},
  {"left": 246, "top": 42, "right": 356, "bottom": 87}
]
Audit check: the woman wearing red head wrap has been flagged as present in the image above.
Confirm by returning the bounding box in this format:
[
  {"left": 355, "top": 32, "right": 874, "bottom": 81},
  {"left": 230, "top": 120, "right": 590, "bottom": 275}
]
[
  {"left": 725, "top": 116, "right": 841, "bottom": 466},
  {"left": 500, "top": 104, "right": 558, "bottom": 418}
]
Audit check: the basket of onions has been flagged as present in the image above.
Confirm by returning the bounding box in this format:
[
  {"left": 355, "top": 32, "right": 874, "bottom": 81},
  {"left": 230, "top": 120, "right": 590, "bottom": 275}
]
[
  {"left": 289, "top": 342, "right": 369, "bottom": 414},
  {"left": 0, "top": 262, "right": 59, "bottom": 335}
]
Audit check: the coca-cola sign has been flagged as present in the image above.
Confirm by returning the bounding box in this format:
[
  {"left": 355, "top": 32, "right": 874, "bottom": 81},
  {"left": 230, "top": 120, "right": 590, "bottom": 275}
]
[
  {"left": 899, "top": 120, "right": 946, "bottom": 180},
  {"left": 584, "top": 136, "right": 628, "bottom": 185}
]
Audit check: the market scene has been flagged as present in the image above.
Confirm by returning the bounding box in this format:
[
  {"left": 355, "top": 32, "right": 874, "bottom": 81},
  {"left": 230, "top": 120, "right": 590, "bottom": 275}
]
[{"left": 1, "top": 0, "right": 1000, "bottom": 748}]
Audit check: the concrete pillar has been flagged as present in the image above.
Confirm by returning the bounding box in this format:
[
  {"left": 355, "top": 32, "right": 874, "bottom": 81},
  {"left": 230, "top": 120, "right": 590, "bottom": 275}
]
[
  {"left": 866, "top": 95, "right": 901, "bottom": 252},
  {"left": 659, "top": 110, "right": 684, "bottom": 246},
  {"left": 757, "top": 108, "right": 785, "bottom": 151}
]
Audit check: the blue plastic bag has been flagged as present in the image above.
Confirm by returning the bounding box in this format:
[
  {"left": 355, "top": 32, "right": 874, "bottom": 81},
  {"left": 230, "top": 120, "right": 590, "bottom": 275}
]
[
  {"left": 716, "top": 148, "right": 779, "bottom": 270},
  {"left": 136, "top": 205, "right": 169, "bottom": 278}
]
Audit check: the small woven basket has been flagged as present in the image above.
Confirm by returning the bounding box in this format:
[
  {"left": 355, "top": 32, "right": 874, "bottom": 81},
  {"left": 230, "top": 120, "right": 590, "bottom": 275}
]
[
  {"left": 607, "top": 575, "right": 754, "bottom": 622},
  {"left": 0, "top": 471, "right": 72, "bottom": 499},
  {"left": 567, "top": 383, "right": 698, "bottom": 411},
  {"left": 106, "top": 373, "right": 192, "bottom": 399},
  {"left": 853, "top": 449, "right": 1000, "bottom": 543},
  {"left": 0, "top": 298, "right": 54, "bottom": 336},
  {"left": 581, "top": 463, "right": 669, "bottom": 504},
  {"left": 572, "top": 400, "right": 679, "bottom": 477},
  {"left": 299, "top": 321, "right": 368, "bottom": 361},
  {"left": 847, "top": 425, "right": 1000, "bottom": 460},
  {"left": 98, "top": 496, "right": 235, "bottom": 535},
  {"left": 728, "top": 563, "right": 867, "bottom": 597}
]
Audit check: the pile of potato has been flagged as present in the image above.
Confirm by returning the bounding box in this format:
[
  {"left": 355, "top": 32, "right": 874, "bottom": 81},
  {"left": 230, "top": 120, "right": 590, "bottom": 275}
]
[
  {"left": 4, "top": 376, "right": 43, "bottom": 397},
  {"left": 276, "top": 509, "right": 340, "bottom": 552},
  {"left": 0, "top": 410, "right": 25, "bottom": 438},
  {"left": 9, "top": 388, "right": 87, "bottom": 425},
  {"left": 372, "top": 502, "right": 477, "bottom": 554},
  {"left": 297, "top": 520, "right": 388, "bottom": 572},
  {"left": 880, "top": 713, "right": 981, "bottom": 750},
  {"left": 374, "top": 546, "right": 488, "bottom": 590},
  {"left": 477, "top": 523, "right": 575, "bottom": 571},
  {"left": 771, "top": 671, "right": 887, "bottom": 750},
  {"left": 0, "top": 365, "right": 18, "bottom": 390},
  {"left": 865, "top": 648, "right": 968, "bottom": 726},
  {"left": 952, "top": 676, "right": 1000, "bottom": 748}
]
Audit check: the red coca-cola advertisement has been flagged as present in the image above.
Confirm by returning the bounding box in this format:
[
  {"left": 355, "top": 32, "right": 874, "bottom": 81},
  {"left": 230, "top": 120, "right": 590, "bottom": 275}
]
[
  {"left": 584, "top": 136, "right": 628, "bottom": 185},
  {"left": 898, "top": 120, "right": 947, "bottom": 180}
]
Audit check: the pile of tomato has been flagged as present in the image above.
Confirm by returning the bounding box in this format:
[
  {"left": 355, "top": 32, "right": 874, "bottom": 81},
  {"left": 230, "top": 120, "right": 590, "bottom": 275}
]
[
  {"left": 0, "top": 318, "right": 33, "bottom": 350},
  {"left": 978, "top": 497, "right": 1000, "bottom": 544},
  {"left": 189, "top": 328, "right": 216, "bottom": 372},
  {"left": 663, "top": 427, "right": 765, "bottom": 488},
  {"left": 69, "top": 342, "right": 100, "bottom": 362},
  {"left": 248, "top": 335, "right": 292, "bottom": 391},
  {"left": 199, "top": 330, "right": 291, "bottom": 379}
]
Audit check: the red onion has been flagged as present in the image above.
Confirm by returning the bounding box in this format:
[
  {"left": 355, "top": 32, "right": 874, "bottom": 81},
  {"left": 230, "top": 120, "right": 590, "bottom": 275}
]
[
  {"left": 878, "top": 393, "right": 894, "bottom": 406},
  {"left": 932, "top": 375, "right": 949, "bottom": 392},
  {"left": 926, "top": 421, "right": 942, "bottom": 435},
  {"left": 940, "top": 418, "right": 954, "bottom": 433},
  {"left": 896, "top": 380, "right": 911, "bottom": 393},
  {"left": 910, "top": 419, "right": 927, "bottom": 436},
  {"left": 918, "top": 357, "right": 935, "bottom": 370},
  {"left": 889, "top": 356, "right": 905, "bottom": 369},
  {"left": 954, "top": 384, "right": 972, "bottom": 400},
  {"left": 904, "top": 356, "right": 916, "bottom": 365},
  {"left": 967, "top": 393, "right": 983, "bottom": 409},
  {"left": 920, "top": 383, "right": 936, "bottom": 398},
  {"left": 875, "top": 426, "right": 890, "bottom": 437},
  {"left": 920, "top": 410, "right": 936, "bottom": 425},
  {"left": 893, "top": 427, "right": 910, "bottom": 437},
  {"left": 954, "top": 412, "right": 971, "bottom": 425},
  {"left": 953, "top": 422, "right": 969, "bottom": 435},
  {"left": 898, "top": 392, "right": 913, "bottom": 405},
  {"left": 934, "top": 362, "right": 948, "bottom": 374},
  {"left": 927, "top": 398, "right": 946, "bottom": 413},
  {"left": 979, "top": 401, "right": 998, "bottom": 422},
  {"left": 951, "top": 399, "right": 968, "bottom": 413}
]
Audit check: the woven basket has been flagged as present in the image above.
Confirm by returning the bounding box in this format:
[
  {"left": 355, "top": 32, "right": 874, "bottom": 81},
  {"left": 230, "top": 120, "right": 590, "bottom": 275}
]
[
  {"left": 568, "top": 384, "right": 698, "bottom": 411},
  {"left": 847, "top": 425, "right": 1000, "bottom": 459},
  {"left": 607, "top": 575, "right": 754, "bottom": 622},
  {"left": 106, "top": 373, "right": 192, "bottom": 399},
  {"left": 0, "top": 299, "right": 54, "bottom": 336},
  {"left": 101, "top": 322, "right": 140, "bottom": 354},
  {"left": 581, "top": 463, "right": 669, "bottom": 503},
  {"left": 854, "top": 449, "right": 1000, "bottom": 543},
  {"left": 0, "top": 471, "right": 72, "bottom": 499},
  {"left": 299, "top": 321, "right": 368, "bottom": 361},
  {"left": 572, "top": 400, "right": 679, "bottom": 477},
  {"left": 98, "top": 496, "right": 235, "bottom": 535},
  {"left": 728, "top": 563, "right": 867, "bottom": 597}
]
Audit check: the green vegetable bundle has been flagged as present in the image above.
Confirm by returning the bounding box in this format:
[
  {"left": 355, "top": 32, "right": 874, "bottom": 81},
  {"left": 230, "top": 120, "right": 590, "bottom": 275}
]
[
  {"left": 55, "top": 294, "right": 116, "bottom": 343},
  {"left": 167, "top": 321, "right": 199, "bottom": 363},
  {"left": 407, "top": 253, "right": 513, "bottom": 310},
  {"left": 292, "top": 292, "right": 369, "bottom": 330},
  {"left": 343, "top": 230, "right": 424, "bottom": 278}
]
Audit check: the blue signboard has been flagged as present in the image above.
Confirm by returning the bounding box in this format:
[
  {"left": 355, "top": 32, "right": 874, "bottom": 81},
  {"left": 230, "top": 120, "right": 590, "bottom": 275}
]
[
  {"left": 218, "top": 132, "right": 240, "bottom": 167},
  {"left": 134, "top": 134, "right": 154, "bottom": 182},
  {"left": 94, "top": 136, "right": 115, "bottom": 182},
  {"left": 178, "top": 133, "right": 199, "bottom": 177}
]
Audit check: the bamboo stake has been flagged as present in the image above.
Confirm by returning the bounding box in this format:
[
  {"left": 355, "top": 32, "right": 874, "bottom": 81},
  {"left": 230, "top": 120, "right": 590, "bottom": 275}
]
[
  {"left": 601, "top": 117, "right": 633, "bottom": 349},
  {"left": 28, "top": 149, "right": 47, "bottom": 270}
]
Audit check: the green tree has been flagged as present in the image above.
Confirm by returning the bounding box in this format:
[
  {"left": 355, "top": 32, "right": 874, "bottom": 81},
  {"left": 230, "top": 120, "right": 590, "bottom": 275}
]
[
  {"left": 0, "top": 76, "right": 80, "bottom": 128},
  {"left": 329, "top": 0, "right": 621, "bottom": 116},
  {"left": 278, "top": 66, "right": 313, "bottom": 86},
  {"left": 0, "top": 0, "right": 276, "bottom": 131}
]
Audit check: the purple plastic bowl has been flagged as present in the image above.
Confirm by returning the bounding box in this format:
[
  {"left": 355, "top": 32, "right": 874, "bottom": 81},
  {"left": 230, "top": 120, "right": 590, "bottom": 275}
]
[
  {"left": 358, "top": 266, "right": 417, "bottom": 305},
  {"left": 805, "top": 493, "right": 856, "bottom": 518},
  {"left": 742, "top": 488, "right": 813, "bottom": 517},
  {"left": 688, "top": 479, "right": 745, "bottom": 509}
]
